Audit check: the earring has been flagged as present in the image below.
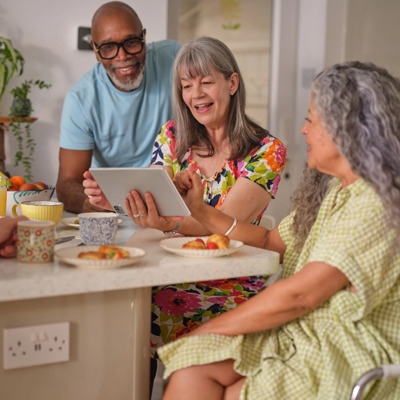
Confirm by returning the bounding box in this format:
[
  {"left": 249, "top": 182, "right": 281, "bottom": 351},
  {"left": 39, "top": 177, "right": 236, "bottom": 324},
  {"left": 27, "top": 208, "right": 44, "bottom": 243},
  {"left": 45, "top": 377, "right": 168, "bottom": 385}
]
[{"left": 230, "top": 91, "right": 235, "bottom": 96}]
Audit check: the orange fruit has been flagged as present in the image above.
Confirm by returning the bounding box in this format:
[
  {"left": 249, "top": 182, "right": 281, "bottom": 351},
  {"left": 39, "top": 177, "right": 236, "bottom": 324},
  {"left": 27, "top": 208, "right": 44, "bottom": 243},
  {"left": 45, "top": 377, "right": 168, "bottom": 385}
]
[{"left": 9, "top": 176, "right": 25, "bottom": 190}]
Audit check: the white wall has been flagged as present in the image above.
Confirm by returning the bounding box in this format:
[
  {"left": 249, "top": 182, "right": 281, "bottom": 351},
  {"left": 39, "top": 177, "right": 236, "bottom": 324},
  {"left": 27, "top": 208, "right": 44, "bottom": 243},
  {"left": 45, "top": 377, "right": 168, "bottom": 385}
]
[
  {"left": 0, "top": 0, "right": 169, "bottom": 186},
  {"left": 344, "top": 0, "right": 400, "bottom": 78},
  {"left": 266, "top": 0, "right": 328, "bottom": 224}
]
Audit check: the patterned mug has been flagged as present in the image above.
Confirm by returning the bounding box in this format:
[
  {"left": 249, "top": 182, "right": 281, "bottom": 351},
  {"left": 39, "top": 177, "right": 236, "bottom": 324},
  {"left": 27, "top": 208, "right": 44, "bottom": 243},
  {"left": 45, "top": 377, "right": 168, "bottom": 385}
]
[
  {"left": 78, "top": 212, "right": 119, "bottom": 245},
  {"left": 17, "top": 220, "right": 55, "bottom": 263}
]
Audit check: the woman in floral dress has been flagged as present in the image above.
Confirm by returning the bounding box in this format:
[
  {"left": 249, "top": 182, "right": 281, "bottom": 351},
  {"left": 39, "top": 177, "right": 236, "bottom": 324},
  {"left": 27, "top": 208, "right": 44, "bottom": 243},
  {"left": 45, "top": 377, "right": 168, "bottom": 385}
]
[
  {"left": 114, "top": 36, "right": 286, "bottom": 358},
  {"left": 84, "top": 36, "right": 286, "bottom": 377},
  {"left": 142, "top": 36, "right": 286, "bottom": 357},
  {"left": 159, "top": 62, "right": 400, "bottom": 400},
  {"left": 149, "top": 119, "right": 285, "bottom": 353}
]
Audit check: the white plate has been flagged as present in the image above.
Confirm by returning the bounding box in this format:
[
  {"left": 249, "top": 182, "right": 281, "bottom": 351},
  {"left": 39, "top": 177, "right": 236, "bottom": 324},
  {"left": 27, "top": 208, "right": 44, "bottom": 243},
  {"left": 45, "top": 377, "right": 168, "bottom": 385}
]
[
  {"left": 55, "top": 246, "right": 146, "bottom": 269},
  {"left": 160, "top": 236, "right": 243, "bottom": 258},
  {"left": 61, "top": 217, "right": 123, "bottom": 228}
]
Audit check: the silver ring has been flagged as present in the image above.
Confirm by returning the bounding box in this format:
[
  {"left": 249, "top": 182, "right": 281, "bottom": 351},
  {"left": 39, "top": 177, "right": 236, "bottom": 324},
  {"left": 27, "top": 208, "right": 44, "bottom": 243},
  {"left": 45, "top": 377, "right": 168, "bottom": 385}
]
[{"left": 133, "top": 213, "right": 146, "bottom": 218}]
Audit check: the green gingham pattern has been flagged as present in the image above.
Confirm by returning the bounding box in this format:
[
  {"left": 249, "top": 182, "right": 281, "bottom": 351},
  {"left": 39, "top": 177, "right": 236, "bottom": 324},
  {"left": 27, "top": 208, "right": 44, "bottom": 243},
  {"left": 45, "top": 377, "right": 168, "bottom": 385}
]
[{"left": 158, "top": 178, "right": 400, "bottom": 399}]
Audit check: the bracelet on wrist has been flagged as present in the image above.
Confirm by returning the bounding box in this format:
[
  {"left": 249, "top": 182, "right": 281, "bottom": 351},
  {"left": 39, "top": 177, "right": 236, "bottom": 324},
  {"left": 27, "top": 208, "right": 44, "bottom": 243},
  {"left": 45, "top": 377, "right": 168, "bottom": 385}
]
[
  {"left": 163, "top": 220, "right": 181, "bottom": 236},
  {"left": 225, "top": 218, "right": 237, "bottom": 236}
]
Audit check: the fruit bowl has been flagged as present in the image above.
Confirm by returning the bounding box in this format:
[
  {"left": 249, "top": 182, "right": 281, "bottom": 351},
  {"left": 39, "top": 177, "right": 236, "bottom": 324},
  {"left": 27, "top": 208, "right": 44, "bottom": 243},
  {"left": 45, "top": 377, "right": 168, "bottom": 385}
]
[{"left": 6, "top": 186, "right": 55, "bottom": 216}]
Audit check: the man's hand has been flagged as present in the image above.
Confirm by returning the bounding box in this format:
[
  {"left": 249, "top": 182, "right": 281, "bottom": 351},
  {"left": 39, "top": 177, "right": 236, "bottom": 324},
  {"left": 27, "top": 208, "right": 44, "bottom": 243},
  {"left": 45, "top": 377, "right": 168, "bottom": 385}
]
[{"left": 82, "top": 170, "right": 113, "bottom": 211}]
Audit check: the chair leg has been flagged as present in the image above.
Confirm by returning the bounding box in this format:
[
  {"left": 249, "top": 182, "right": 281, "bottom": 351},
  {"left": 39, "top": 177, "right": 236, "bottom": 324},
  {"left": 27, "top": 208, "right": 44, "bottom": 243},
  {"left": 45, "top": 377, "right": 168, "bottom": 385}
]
[{"left": 150, "top": 357, "right": 158, "bottom": 399}]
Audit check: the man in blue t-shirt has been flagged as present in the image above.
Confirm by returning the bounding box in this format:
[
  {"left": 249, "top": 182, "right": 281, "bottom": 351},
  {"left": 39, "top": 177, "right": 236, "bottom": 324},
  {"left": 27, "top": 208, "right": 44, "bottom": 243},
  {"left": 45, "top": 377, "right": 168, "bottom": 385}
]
[{"left": 56, "top": 1, "right": 181, "bottom": 213}]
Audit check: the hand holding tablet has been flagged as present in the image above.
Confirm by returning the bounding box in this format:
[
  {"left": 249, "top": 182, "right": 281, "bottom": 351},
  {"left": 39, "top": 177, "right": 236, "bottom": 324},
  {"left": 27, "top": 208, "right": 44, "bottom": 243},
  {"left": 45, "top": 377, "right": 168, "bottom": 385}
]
[{"left": 89, "top": 167, "right": 191, "bottom": 217}]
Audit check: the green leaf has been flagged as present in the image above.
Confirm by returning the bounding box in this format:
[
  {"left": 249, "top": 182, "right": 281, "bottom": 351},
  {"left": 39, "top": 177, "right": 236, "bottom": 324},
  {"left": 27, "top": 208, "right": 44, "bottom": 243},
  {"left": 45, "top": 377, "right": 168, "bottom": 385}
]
[
  {"left": 160, "top": 324, "right": 170, "bottom": 342},
  {"left": 0, "top": 37, "right": 24, "bottom": 100},
  {"left": 159, "top": 312, "right": 170, "bottom": 323},
  {"left": 192, "top": 314, "right": 203, "bottom": 322}
]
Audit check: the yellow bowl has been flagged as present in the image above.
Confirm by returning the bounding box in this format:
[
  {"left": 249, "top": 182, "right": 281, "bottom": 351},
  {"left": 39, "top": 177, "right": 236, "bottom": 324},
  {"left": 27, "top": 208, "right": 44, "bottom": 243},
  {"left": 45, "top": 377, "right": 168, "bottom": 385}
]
[{"left": 12, "top": 200, "right": 64, "bottom": 225}]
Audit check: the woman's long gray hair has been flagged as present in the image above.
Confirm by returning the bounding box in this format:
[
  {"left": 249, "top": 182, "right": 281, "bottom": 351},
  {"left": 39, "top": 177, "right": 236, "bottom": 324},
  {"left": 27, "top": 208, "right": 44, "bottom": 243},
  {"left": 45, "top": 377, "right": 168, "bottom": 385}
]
[
  {"left": 172, "top": 36, "right": 267, "bottom": 161},
  {"left": 291, "top": 61, "right": 400, "bottom": 251}
]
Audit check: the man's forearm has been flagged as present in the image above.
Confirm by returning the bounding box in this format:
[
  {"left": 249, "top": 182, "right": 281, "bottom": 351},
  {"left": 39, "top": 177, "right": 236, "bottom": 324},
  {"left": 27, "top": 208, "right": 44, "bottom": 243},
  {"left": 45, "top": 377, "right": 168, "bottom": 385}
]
[{"left": 56, "top": 178, "right": 104, "bottom": 213}]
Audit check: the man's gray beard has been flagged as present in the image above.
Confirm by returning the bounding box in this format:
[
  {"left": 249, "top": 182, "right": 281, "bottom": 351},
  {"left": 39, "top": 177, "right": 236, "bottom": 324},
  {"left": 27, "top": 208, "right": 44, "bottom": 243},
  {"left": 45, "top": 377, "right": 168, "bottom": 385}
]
[{"left": 109, "top": 65, "right": 145, "bottom": 92}]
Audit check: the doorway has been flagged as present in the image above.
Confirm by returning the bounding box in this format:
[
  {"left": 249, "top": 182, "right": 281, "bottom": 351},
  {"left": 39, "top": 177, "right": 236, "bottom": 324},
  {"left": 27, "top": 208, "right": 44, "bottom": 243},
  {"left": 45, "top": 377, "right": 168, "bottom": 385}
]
[{"left": 177, "top": 0, "right": 273, "bottom": 128}]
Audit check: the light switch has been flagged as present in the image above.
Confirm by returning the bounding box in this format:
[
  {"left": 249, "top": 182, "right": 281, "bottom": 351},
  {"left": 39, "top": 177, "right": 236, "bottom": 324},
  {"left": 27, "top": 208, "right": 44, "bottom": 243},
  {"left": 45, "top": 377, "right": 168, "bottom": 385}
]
[{"left": 78, "top": 26, "right": 92, "bottom": 50}]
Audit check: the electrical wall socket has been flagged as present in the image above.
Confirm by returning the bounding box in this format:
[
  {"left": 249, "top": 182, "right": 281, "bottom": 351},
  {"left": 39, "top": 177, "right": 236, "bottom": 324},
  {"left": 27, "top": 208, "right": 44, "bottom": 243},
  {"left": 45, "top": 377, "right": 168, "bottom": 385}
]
[{"left": 3, "top": 322, "right": 70, "bottom": 370}]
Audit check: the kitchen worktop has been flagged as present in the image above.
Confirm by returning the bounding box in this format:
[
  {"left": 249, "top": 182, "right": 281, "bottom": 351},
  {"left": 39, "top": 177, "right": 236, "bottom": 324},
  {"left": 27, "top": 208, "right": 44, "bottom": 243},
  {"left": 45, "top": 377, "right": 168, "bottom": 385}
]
[{"left": 0, "top": 214, "right": 280, "bottom": 302}]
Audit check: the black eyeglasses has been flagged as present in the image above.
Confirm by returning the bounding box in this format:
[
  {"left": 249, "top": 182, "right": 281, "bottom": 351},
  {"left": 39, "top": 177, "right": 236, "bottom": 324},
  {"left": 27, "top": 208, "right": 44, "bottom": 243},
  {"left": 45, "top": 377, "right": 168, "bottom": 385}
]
[{"left": 93, "top": 35, "right": 145, "bottom": 60}]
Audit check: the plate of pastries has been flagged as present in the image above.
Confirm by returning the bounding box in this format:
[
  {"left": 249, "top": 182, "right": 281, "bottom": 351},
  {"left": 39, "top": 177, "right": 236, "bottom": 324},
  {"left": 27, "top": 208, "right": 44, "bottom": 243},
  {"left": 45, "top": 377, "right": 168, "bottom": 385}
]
[
  {"left": 55, "top": 244, "right": 146, "bottom": 269},
  {"left": 159, "top": 233, "right": 243, "bottom": 258}
]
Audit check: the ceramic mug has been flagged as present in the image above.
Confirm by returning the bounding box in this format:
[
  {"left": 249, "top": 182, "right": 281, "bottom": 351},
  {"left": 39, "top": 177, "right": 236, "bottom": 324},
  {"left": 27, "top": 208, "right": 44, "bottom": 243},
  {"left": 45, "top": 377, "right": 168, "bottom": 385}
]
[
  {"left": 78, "top": 212, "right": 119, "bottom": 245},
  {"left": 17, "top": 220, "right": 55, "bottom": 263},
  {"left": 12, "top": 201, "right": 64, "bottom": 225},
  {"left": 0, "top": 176, "right": 7, "bottom": 217}
]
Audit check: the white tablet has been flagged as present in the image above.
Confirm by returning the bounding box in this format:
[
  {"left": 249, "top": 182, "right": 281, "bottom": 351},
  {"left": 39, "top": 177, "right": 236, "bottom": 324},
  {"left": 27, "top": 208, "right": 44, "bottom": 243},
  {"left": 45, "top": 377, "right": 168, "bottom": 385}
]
[{"left": 89, "top": 167, "right": 191, "bottom": 217}]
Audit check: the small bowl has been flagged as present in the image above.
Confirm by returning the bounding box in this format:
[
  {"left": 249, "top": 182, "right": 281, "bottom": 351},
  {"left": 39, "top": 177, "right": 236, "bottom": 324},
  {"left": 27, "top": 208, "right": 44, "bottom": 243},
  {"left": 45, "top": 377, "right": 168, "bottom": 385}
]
[
  {"left": 6, "top": 187, "right": 55, "bottom": 217},
  {"left": 78, "top": 212, "right": 119, "bottom": 245}
]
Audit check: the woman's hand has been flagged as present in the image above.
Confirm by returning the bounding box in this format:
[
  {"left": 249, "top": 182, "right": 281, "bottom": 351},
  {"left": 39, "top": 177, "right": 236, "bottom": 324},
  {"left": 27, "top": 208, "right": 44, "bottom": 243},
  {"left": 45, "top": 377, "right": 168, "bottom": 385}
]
[
  {"left": 173, "top": 170, "right": 192, "bottom": 196},
  {"left": 0, "top": 216, "right": 28, "bottom": 258},
  {"left": 125, "top": 190, "right": 182, "bottom": 231},
  {"left": 82, "top": 170, "right": 113, "bottom": 211},
  {"left": 182, "top": 167, "right": 207, "bottom": 217}
]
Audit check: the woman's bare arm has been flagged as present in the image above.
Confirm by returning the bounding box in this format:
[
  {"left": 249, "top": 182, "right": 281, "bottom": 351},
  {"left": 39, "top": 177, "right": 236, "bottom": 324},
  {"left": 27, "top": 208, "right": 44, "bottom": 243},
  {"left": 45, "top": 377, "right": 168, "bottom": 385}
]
[
  {"left": 188, "top": 261, "right": 349, "bottom": 337},
  {"left": 135, "top": 165, "right": 274, "bottom": 236}
]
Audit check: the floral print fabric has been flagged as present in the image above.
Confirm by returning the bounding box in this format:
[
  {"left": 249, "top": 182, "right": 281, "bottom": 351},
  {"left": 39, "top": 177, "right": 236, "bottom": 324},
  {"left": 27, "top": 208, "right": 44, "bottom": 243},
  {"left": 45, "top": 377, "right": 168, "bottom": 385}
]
[{"left": 150, "top": 120, "right": 287, "bottom": 356}]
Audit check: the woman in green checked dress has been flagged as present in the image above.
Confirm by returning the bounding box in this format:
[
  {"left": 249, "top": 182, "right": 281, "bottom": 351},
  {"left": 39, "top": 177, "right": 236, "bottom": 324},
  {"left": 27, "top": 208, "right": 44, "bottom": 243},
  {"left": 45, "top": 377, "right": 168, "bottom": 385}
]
[{"left": 159, "top": 62, "right": 400, "bottom": 400}]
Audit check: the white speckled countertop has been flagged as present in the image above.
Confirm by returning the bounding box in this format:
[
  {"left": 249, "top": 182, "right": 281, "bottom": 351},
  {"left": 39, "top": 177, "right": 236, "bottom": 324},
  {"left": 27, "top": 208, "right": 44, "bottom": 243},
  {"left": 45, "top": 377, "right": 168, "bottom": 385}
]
[{"left": 0, "top": 214, "right": 280, "bottom": 302}]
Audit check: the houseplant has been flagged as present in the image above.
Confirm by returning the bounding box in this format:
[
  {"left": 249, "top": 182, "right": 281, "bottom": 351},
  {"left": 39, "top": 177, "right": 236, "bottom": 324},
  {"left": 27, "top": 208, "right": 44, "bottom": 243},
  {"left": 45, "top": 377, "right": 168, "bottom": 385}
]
[
  {"left": 10, "top": 79, "right": 51, "bottom": 117},
  {"left": 9, "top": 79, "right": 51, "bottom": 182},
  {"left": 0, "top": 37, "right": 24, "bottom": 104}
]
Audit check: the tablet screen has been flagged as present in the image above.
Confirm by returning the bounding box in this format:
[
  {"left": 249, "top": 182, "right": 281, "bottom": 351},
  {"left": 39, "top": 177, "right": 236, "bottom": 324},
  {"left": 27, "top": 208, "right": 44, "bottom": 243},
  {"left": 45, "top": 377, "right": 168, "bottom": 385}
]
[{"left": 89, "top": 167, "right": 191, "bottom": 217}]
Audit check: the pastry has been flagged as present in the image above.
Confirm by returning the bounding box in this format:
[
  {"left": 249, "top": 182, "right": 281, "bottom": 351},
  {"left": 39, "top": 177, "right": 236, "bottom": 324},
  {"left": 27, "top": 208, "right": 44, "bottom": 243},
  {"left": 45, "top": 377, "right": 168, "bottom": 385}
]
[
  {"left": 78, "top": 251, "right": 107, "bottom": 260},
  {"left": 206, "top": 234, "right": 230, "bottom": 249},
  {"left": 99, "top": 245, "right": 130, "bottom": 258},
  {"left": 182, "top": 239, "right": 206, "bottom": 249},
  {"left": 78, "top": 245, "right": 130, "bottom": 260}
]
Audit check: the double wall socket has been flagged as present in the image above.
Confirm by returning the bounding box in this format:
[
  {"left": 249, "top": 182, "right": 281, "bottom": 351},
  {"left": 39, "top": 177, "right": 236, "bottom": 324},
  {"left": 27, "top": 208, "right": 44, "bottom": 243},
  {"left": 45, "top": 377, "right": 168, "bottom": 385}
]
[{"left": 3, "top": 322, "right": 70, "bottom": 370}]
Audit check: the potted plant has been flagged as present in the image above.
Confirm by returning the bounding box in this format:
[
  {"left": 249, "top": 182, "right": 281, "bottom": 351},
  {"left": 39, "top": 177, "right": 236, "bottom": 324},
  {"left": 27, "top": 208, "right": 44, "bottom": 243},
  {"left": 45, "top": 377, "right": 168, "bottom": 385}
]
[
  {"left": 10, "top": 79, "right": 51, "bottom": 117},
  {"left": 0, "top": 37, "right": 24, "bottom": 104},
  {"left": 9, "top": 79, "right": 51, "bottom": 182}
]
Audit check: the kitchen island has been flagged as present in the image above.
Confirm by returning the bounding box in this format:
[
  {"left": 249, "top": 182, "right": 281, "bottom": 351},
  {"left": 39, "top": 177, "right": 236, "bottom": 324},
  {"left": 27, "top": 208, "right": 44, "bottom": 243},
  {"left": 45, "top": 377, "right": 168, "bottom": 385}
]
[{"left": 0, "top": 214, "right": 280, "bottom": 400}]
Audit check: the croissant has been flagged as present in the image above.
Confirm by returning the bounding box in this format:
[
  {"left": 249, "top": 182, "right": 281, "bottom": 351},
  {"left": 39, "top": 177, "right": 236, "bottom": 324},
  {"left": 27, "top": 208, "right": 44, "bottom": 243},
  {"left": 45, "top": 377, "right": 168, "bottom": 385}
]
[{"left": 206, "top": 234, "right": 230, "bottom": 249}]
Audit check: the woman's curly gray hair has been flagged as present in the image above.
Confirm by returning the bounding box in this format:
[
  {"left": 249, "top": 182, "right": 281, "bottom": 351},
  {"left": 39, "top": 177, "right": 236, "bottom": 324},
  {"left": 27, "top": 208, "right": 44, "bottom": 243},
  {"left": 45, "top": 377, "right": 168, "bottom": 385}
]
[{"left": 291, "top": 61, "right": 400, "bottom": 251}]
